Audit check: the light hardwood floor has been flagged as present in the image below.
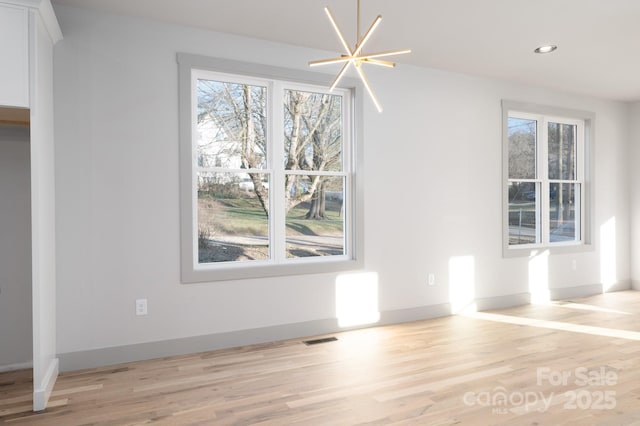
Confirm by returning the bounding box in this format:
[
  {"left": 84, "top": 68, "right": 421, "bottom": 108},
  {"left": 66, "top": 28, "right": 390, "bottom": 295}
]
[{"left": 2, "top": 291, "right": 640, "bottom": 425}]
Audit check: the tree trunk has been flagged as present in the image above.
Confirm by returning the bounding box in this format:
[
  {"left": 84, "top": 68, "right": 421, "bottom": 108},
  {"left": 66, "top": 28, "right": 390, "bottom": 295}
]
[
  {"left": 306, "top": 180, "right": 326, "bottom": 219},
  {"left": 243, "top": 85, "right": 268, "bottom": 218}
]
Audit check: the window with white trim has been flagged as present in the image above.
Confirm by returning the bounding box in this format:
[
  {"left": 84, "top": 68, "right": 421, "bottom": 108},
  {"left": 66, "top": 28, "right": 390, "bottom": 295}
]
[
  {"left": 178, "top": 55, "right": 363, "bottom": 282},
  {"left": 503, "top": 101, "right": 592, "bottom": 253}
]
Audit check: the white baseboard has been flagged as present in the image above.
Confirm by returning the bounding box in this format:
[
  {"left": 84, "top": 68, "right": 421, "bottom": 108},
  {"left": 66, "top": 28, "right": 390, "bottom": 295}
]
[
  {"left": 549, "top": 281, "right": 631, "bottom": 300},
  {"left": 475, "top": 293, "right": 531, "bottom": 311},
  {"left": 33, "top": 358, "right": 59, "bottom": 411},
  {"left": 58, "top": 303, "right": 452, "bottom": 372},
  {"left": 57, "top": 285, "right": 634, "bottom": 374},
  {"left": 604, "top": 281, "right": 633, "bottom": 293},
  {"left": 0, "top": 361, "right": 32, "bottom": 373}
]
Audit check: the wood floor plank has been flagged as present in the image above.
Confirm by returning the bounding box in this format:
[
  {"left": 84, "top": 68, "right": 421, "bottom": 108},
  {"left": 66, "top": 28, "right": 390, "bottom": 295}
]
[{"left": 1, "top": 290, "right": 640, "bottom": 424}]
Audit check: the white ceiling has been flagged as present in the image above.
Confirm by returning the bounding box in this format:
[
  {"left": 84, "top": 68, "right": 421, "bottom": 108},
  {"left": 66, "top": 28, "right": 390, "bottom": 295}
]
[{"left": 50, "top": 0, "right": 640, "bottom": 102}]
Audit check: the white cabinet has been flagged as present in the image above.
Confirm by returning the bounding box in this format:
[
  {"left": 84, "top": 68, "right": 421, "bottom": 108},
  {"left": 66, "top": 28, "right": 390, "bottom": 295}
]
[
  {"left": 0, "top": 0, "right": 62, "bottom": 413},
  {"left": 0, "top": 3, "right": 29, "bottom": 108}
]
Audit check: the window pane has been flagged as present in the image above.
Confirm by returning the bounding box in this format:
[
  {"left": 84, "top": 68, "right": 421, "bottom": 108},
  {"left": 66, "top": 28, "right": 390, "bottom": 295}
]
[
  {"left": 284, "top": 89, "right": 342, "bottom": 172},
  {"left": 197, "top": 79, "right": 267, "bottom": 169},
  {"left": 548, "top": 122, "right": 577, "bottom": 180},
  {"left": 285, "top": 175, "right": 344, "bottom": 258},
  {"left": 508, "top": 182, "right": 538, "bottom": 245},
  {"left": 508, "top": 117, "right": 537, "bottom": 179},
  {"left": 549, "top": 183, "right": 578, "bottom": 242},
  {"left": 198, "top": 172, "right": 269, "bottom": 263}
]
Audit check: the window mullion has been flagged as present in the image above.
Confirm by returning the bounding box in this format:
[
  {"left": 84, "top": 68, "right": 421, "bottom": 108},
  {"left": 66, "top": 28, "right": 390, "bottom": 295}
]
[
  {"left": 577, "top": 121, "right": 585, "bottom": 242},
  {"left": 271, "top": 81, "right": 285, "bottom": 263},
  {"left": 344, "top": 90, "right": 354, "bottom": 259},
  {"left": 540, "top": 117, "right": 550, "bottom": 245}
]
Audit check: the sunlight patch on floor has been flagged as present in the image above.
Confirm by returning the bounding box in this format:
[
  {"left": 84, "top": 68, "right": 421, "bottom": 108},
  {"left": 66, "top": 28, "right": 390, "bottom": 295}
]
[
  {"left": 550, "top": 301, "right": 631, "bottom": 315},
  {"left": 462, "top": 311, "right": 640, "bottom": 341}
]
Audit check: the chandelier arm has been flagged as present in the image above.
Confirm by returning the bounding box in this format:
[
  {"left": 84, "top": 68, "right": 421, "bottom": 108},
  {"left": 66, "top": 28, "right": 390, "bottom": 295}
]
[
  {"left": 362, "top": 49, "right": 412, "bottom": 60},
  {"left": 354, "top": 63, "right": 382, "bottom": 113},
  {"left": 329, "top": 62, "right": 352, "bottom": 91},
  {"left": 363, "top": 58, "right": 396, "bottom": 68},
  {"left": 309, "top": 56, "right": 353, "bottom": 67},
  {"left": 354, "top": 15, "right": 382, "bottom": 56},
  {"left": 324, "top": 7, "right": 354, "bottom": 56},
  {"left": 310, "top": 49, "right": 410, "bottom": 67}
]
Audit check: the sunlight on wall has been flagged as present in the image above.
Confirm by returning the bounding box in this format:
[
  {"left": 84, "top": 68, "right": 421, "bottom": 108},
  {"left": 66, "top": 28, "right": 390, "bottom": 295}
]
[
  {"left": 449, "top": 256, "right": 476, "bottom": 314},
  {"left": 600, "top": 217, "right": 617, "bottom": 291},
  {"left": 335, "top": 272, "right": 380, "bottom": 328},
  {"left": 528, "top": 250, "right": 550, "bottom": 304}
]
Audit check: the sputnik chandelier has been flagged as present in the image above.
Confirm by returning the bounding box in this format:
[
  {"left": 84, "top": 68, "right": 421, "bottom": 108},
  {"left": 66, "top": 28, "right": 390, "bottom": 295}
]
[{"left": 309, "top": 0, "right": 411, "bottom": 112}]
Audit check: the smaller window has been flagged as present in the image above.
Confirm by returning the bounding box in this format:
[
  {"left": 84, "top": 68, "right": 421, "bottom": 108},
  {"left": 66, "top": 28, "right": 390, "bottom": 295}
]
[{"left": 502, "top": 101, "right": 593, "bottom": 256}]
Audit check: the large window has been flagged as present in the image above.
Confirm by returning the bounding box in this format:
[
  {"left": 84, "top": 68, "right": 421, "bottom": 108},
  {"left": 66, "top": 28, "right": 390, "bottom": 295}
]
[
  {"left": 502, "top": 101, "right": 593, "bottom": 254},
  {"left": 179, "top": 55, "right": 363, "bottom": 282}
]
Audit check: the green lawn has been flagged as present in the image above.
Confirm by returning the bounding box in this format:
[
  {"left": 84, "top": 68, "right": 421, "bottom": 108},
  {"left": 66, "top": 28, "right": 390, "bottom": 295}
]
[{"left": 198, "top": 196, "right": 343, "bottom": 237}]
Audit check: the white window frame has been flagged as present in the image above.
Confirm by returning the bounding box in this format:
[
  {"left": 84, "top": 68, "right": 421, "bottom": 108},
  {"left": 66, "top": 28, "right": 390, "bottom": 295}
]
[
  {"left": 178, "top": 54, "right": 364, "bottom": 282},
  {"left": 502, "top": 100, "right": 594, "bottom": 257}
]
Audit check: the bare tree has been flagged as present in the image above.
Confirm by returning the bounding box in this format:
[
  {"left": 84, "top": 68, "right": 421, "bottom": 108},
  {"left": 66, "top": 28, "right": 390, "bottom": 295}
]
[
  {"left": 198, "top": 82, "right": 343, "bottom": 220},
  {"left": 284, "top": 90, "right": 342, "bottom": 219},
  {"left": 548, "top": 123, "right": 576, "bottom": 223},
  {"left": 197, "top": 80, "right": 269, "bottom": 216}
]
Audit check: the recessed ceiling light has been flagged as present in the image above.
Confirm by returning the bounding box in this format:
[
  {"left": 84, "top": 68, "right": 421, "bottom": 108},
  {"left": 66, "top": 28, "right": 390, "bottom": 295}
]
[{"left": 534, "top": 45, "right": 558, "bottom": 54}]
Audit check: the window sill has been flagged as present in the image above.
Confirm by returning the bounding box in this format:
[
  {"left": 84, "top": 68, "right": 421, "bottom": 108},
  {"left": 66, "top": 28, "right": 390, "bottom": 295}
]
[
  {"left": 182, "top": 257, "right": 363, "bottom": 283},
  {"left": 503, "top": 242, "right": 594, "bottom": 258}
]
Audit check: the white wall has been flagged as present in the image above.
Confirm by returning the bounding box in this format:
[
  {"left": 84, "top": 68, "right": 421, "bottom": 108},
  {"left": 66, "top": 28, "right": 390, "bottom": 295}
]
[
  {"left": 0, "top": 125, "right": 31, "bottom": 369},
  {"left": 53, "top": 5, "right": 632, "bottom": 359}
]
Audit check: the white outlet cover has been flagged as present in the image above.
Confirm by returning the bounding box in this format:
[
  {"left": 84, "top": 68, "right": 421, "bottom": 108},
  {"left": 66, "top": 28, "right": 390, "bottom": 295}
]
[{"left": 135, "top": 298, "right": 148, "bottom": 316}]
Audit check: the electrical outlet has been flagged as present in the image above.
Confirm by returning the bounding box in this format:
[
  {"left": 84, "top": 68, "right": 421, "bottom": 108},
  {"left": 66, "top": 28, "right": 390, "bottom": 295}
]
[
  {"left": 135, "top": 298, "right": 148, "bottom": 316},
  {"left": 428, "top": 273, "right": 435, "bottom": 286},
  {"left": 571, "top": 259, "right": 577, "bottom": 271}
]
